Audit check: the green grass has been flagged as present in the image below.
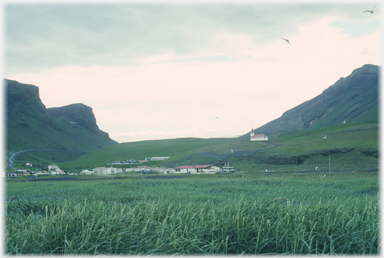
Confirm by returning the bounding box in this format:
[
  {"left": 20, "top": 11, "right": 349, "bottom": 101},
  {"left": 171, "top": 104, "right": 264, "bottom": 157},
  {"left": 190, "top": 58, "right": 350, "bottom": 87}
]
[
  {"left": 56, "top": 137, "right": 244, "bottom": 169},
  {"left": 5, "top": 171, "right": 378, "bottom": 255},
  {"left": 51, "top": 122, "right": 377, "bottom": 172}
]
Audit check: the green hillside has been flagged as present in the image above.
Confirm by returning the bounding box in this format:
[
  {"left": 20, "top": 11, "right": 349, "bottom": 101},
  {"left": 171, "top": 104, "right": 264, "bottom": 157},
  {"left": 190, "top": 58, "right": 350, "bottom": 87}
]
[
  {"left": 55, "top": 137, "right": 245, "bottom": 169},
  {"left": 5, "top": 79, "right": 118, "bottom": 167},
  {"left": 54, "top": 122, "right": 378, "bottom": 172},
  {"left": 250, "top": 64, "right": 379, "bottom": 136}
]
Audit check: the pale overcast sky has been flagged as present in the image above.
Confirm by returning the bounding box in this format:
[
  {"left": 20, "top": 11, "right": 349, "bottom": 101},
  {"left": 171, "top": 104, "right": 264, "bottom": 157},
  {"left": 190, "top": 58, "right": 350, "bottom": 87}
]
[{"left": 4, "top": 1, "right": 381, "bottom": 143}]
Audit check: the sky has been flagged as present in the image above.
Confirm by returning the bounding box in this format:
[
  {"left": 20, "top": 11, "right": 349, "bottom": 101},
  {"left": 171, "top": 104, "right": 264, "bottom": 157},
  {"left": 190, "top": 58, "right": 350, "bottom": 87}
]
[{"left": 3, "top": 1, "right": 381, "bottom": 143}]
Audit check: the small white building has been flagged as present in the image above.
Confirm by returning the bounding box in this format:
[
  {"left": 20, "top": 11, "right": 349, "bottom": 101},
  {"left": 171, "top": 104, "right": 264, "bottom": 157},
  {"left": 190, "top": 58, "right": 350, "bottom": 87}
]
[
  {"left": 125, "top": 167, "right": 143, "bottom": 172},
  {"left": 175, "top": 165, "right": 220, "bottom": 174},
  {"left": 93, "top": 167, "right": 123, "bottom": 175},
  {"left": 80, "top": 169, "right": 94, "bottom": 175},
  {"left": 152, "top": 167, "right": 175, "bottom": 174},
  {"left": 51, "top": 169, "right": 65, "bottom": 175},
  {"left": 48, "top": 164, "right": 60, "bottom": 171},
  {"left": 25, "top": 163, "right": 33, "bottom": 167},
  {"left": 145, "top": 157, "right": 170, "bottom": 161},
  {"left": 250, "top": 128, "right": 268, "bottom": 141}
]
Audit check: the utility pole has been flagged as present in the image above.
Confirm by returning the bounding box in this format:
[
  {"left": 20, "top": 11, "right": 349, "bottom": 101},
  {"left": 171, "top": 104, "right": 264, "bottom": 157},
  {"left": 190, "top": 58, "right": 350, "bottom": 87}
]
[{"left": 329, "top": 155, "right": 331, "bottom": 176}]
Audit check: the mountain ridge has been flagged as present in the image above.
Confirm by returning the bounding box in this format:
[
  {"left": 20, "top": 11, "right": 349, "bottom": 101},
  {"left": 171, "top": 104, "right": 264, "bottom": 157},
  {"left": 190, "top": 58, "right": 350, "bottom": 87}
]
[
  {"left": 249, "top": 64, "right": 379, "bottom": 137},
  {"left": 5, "top": 79, "right": 118, "bottom": 158}
]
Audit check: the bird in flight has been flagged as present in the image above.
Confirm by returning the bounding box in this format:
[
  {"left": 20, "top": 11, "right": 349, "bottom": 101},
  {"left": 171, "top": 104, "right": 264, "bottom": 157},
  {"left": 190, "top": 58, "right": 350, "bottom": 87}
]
[
  {"left": 363, "top": 6, "right": 375, "bottom": 14},
  {"left": 282, "top": 38, "right": 291, "bottom": 45}
]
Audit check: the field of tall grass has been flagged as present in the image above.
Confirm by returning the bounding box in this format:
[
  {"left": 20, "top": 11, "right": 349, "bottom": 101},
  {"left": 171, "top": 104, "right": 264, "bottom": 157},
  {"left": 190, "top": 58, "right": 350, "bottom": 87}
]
[{"left": 5, "top": 171, "right": 378, "bottom": 255}]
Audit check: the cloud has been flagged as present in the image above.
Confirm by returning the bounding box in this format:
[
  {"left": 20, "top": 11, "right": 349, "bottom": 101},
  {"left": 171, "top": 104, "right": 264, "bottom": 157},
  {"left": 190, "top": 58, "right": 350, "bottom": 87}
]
[
  {"left": 5, "top": 4, "right": 380, "bottom": 143},
  {"left": 5, "top": 4, "right": 378, "bottom": 75}
]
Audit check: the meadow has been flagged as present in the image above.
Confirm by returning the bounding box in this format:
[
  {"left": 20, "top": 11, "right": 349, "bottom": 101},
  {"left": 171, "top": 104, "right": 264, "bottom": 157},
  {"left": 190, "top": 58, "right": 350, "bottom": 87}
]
[{"left": 5, "top": 171, "right": 379, "bottom": 255}]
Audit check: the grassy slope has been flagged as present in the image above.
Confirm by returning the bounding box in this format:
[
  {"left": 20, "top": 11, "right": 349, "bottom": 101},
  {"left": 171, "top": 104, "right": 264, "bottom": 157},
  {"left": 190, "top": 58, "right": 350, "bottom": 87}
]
[
  {"left": 55, "top": 122, "right": 378, "bottom": 172},
  {"left": 57, "top": 137, "right": 244, "bottom": 169}
]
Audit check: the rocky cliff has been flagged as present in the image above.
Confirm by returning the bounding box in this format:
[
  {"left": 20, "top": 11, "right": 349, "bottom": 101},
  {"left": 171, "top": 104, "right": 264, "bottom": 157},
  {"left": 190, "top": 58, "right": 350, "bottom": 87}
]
[{"left": 5, "top": 79, "right": 118, "bottom": 156}]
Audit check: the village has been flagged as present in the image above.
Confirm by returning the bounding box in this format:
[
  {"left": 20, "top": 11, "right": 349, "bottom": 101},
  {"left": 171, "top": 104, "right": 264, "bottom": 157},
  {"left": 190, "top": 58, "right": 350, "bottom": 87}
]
[
  {"left": 6, "top": 130, "right": 267, "bottom": 177},
  {"left": 6, "top": 159, "right": 236, "bottom": 177}
]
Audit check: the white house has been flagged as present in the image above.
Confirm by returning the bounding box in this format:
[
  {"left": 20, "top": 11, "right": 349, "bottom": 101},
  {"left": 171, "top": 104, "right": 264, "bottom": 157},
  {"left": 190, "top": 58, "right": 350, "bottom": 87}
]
[
  {"left": 250, "top": 128, "right": 268, "bottom": 141},
  {"left": 156, "top": 167, "right": 175, "bottom": 174},
  {"left": 145, "top": 157, "right": 170, "bottom": 161},
  {"left": 125, "top": 167, "right": 143, "bottom": 172},
  {"left": 80, "top": 169, "right": 94, "bottom": 175},
  {"left": 25, "top": 163, "right": 33, "bottom": 167},
  {"left": 48, "top": 164, "right": 60, "bottom": 171},
  {"left": 51, "top": 169, "right": 65, "bottom": 175},
  {"left": 175, "top": 165, "right": 220, "bottom": 174},
  {"left": 93, "top": 167, "right": 123, "bottom": 175}
]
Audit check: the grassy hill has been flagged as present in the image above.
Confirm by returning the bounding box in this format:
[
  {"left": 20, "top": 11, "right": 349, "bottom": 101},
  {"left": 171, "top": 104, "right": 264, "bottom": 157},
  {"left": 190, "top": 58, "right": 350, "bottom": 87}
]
[
  {"left": 51, "top": 121, "right": 378, "bottom": 172},
  {"left": 249, "top": 64, "right": 379, "bottom": 136},
  {"left": 52, "top": 137, "right": 244, "bottom": 170}
]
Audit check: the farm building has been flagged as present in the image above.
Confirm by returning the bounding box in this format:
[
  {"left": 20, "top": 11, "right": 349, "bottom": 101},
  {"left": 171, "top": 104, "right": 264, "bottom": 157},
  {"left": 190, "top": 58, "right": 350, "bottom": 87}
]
[
  {"left": 6, "top": 172, "right": 22, "bottom": 177},
  {"left": 80, "top": 169, "right": 94, "bottom": 175},
  {"left": 93, "top": 167, "right": 123, "bottom": 175},
  {"left": 175, "top": 165, "right": 220, "bottom": 174},
  {"left": 125, "top": 167, "right": 143, "bottom": 172},
  {"left": 156, "top": 167, "right": 175, "bottom": 174},
  {"left": 51, "top": 169, "right": 65, "bottom": 175},
  {"left": 48, "top": 164, "right": 60, "bottom": 171},
  {"left": 33, "top": 171, "right": 49, "bottom": 176},
  {"left": 250, "top": 128, "right": 268, "bottom": 141},
  {"left": 145, "top": 157, "right": 170, "bottom": 161},
  {"left": 221, "top": 162, "right": 236, "bottom": 172},
  {"left": 141, "top": 167, "right": 176, "bottom": 174}
]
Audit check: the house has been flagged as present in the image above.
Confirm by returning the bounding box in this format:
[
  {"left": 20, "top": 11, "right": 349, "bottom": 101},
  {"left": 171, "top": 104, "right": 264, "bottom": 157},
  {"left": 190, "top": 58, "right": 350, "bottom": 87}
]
[
  {"left": 33, "top": 171, "right": 49, "bottom": 176},
  {"left": 145, "top": 157, "right": 170, "bottom": 161},
  {"left": 93, "top": 167, "right": 123, "bottom": 175},
  {"left": 25, "top": 163, "right": 32, "bottom": 167},
  {"left": 156, "top": 167, "right": 175, "bottom": 174},
  {"left": 48, "top": 164, "right": 60, "bottom": 171},
  {"left": 80, "top": 169, "right": 94, "bottom": 175},
  {"left": 250, "top": 128, "right": 268, "bottom": 141},
  {"left": 221, "top": 162, "right": 236, "bottom": 172},
  {"left": 124, "top": 167, "right": 143, "bottom": 172},
  {"left": 51, "top": 169, "right": 65, "bottom": 175},
  {"left": 175, "top": 165, "right": 220, "bottom": 174},
  {"left": 7, "top": 172, "right": 22, "bottom": 177}
]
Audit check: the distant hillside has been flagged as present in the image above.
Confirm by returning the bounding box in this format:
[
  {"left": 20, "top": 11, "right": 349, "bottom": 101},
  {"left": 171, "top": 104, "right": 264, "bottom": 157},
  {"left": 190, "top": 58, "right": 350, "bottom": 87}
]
[
  {"left": 5, "top": 79, "right": 118, "bottom": 160},
  {"left": 57, "top": 122, "right": 378, "bottom": 172},
  {"left": 248, "top": 64, "right": 379, "bottom": 137}
]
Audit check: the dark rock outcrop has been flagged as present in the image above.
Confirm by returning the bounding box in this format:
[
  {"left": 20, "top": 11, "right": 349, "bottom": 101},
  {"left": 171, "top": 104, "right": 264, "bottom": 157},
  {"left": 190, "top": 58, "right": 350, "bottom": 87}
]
[{"left": 5, "top": 79, "right": 118, "bottom": 155}]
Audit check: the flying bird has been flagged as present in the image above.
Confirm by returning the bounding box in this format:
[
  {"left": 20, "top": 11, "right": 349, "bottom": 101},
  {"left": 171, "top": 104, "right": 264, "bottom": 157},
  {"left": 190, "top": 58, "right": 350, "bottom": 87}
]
[
  {"left": 363, "top": 6, "right": 375, "bottom": 14},
  {"left": 282, "top": 38, "right": 291, "bottom": 45}
]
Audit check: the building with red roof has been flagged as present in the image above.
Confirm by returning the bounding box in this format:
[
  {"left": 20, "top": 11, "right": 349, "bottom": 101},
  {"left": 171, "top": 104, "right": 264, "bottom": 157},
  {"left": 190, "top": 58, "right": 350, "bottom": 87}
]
[{"left": 250, "top": 128, "right": 268, "bottom": 141}]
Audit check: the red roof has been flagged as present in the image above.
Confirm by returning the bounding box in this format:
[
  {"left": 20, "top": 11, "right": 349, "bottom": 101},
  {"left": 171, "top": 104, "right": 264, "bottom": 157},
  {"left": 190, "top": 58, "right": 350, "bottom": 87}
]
[{"left": 252, "top": 134, "right": 265, "bottom": 138}]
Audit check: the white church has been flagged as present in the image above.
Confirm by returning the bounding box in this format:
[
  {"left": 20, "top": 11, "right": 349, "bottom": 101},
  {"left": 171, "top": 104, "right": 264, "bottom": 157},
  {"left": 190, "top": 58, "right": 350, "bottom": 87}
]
[{"left": 250, "top": 128, "right": 268, "bottom": 141}]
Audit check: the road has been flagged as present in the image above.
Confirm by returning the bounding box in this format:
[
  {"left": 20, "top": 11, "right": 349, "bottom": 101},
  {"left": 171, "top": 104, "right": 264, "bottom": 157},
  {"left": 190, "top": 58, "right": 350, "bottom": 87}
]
[{"left": 8, "top": 149, "right": 86, "bottom": 170}]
